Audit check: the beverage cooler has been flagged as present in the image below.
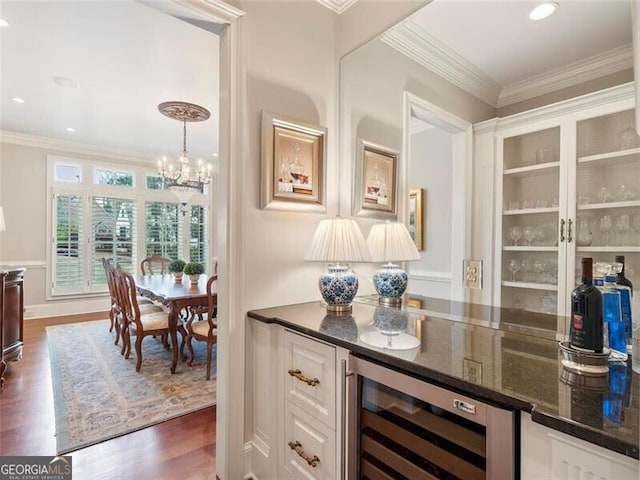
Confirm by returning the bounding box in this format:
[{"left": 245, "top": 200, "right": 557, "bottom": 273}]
[{"left": 347, "top": 356, "right": 516, "bottom": 479}]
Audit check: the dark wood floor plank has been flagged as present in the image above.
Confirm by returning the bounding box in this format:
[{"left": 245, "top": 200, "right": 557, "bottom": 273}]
[{"left": 0, "top": 315, "right": 216, "bottom": 478}]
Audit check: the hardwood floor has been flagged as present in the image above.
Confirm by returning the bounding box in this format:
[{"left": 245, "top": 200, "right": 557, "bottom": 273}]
[{"left": 0, "top": 314, "right": 217, "bottom": 479}]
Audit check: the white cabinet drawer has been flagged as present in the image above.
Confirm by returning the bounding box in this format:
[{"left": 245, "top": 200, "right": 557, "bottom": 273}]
[
  {"left": 283, "top": 402, "right": 336, "bottom": 480},
  {"left": 283, "top": 330, "right": 336, "bottom": 427}
]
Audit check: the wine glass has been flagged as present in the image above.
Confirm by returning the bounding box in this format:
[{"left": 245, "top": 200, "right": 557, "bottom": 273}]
[
  {"left": 615, "top": 214, "right": 630, "bottom": 246},
  {"left": 508, "top": 259, "right": 521, "bottom": 282},
  {"left": 533, "top": 259, "right": 545, "bottom": 283},
  {"left": 508, "top": 226, "right": 522, "bottom": 246},
  {"left": 520, "top": 258, "right": 531, "bottom": 282},
  {"left": 523, "top": 225, "right": 536, "bottom": 246},
  {"left": 600, "top": 215, "right": 612, "bottom": 246}
]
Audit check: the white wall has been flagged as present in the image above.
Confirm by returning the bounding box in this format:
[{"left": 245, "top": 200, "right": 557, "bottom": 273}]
[{"left": 407, "top": 124, "right": 453, "bottom": 299}]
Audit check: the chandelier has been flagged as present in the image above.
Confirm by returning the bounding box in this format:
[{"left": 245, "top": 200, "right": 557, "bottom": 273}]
[{"left": 157, "top": 101, "right": 212, "bottom": 214}]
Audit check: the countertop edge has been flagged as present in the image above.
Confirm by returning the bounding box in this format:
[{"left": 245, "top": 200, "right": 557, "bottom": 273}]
[{"left": 247, "top": 309, "right": 639, "bottom": 460}]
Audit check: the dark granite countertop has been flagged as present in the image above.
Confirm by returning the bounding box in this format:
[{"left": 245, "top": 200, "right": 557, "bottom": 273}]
[{"left": 247, "top": 295, "right": 639, "bottom": 460}]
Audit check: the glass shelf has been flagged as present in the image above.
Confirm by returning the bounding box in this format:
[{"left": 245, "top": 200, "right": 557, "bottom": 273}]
[{"left": 502, "top": 281, "right": 558, "bottom": 291}]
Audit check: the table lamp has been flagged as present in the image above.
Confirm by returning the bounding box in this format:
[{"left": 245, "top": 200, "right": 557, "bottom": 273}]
[
  {"left": 305, "top": 217, "right": 370, "bottom": 313},
  {"left": 0, "top": 207, "right": 5, "bottom": 231},
  {"left": 366, "top": 220, "right": 420, "bottom": 306}
]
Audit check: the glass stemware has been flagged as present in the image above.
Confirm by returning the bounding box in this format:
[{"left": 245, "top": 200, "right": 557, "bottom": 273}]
[
  {"left": 615, "top": 214, "right": 630, "bottom": 246},
  {"left": 520, "top": 258, "right": 531, "bottom": 282},
  {"left": 508, "top": 259, "right": 521, "bottom": 282},
  {"left": 533, "top": 259, "right": 545, "bottom": 284},
  {"left": 523, "top": 226, "right": 536, "bottom": 246},
  {"left": 600, "top": 215, "right": 612, "bottom": 246},
  {"left": 508, "top": 226, "right": 522, "bottom": 246}
]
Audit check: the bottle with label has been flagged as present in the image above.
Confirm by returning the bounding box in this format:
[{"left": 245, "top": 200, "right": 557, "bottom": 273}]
[
  {"left": 595, "top": 262, "right": 627, "bottom": 362},
  {"left": 612, "top": 257, "right": 633, "bottom": 351},
  {"left": 570, "top": 257, "right": 603, "bottom": 353}
]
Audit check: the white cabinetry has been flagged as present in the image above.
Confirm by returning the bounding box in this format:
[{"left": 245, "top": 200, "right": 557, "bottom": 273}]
[
  {"left": 246, "top": 318, "right": 348, "bottom": 480},
  {"left": 521, "top": 413, "right": 639, "bottom": 480},
  {"left": 484, "top": 84, "right": 640, "bottom": 316}
]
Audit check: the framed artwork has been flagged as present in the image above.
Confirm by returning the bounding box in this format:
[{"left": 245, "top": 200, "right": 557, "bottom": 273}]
[
  {"left": 408, "top": 188, "right": 424, "bottom": 250},
  {"left": 353, "top": 139, "right": 398, "bottom": 219},
  {"left": 260, "top": 111, "right": 327, "bottom": 212}
]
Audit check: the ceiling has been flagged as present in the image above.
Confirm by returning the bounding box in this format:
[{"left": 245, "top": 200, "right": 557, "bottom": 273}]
[
  {"left": 0, "top": 1, "right": 220, "bottom": 164},
  {"left": 1, "top": 0, "right": 634, "bottom": 159},
  {"left": 384, "top": 0, "right": 634, "bottom": 108}
]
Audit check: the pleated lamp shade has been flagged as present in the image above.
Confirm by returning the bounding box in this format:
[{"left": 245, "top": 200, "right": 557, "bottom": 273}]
[
  {"left": 0, "top": 207, "right": 5, "bottom": 232},
  {"left": 305, "top": 217, "right": 370, "bottom": 263},
  {"left": 305, "top": 217, "right": 370, "bottom": 313},
  {"left": 366, "top": 221, "right": 420, "bottom": 262}
]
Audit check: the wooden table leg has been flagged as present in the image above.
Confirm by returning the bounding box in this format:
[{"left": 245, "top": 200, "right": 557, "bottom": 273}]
[{"left": 169, "top": 306, "right": 180, "bottom": 374}]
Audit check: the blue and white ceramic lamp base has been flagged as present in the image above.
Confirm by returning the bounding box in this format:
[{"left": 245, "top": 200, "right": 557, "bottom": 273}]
[
  {"left": 319, "top": 265, "right": 359, "bottom": 313},
  {"left": 373, "top": 263, "right": 408, "bottom": 307}
]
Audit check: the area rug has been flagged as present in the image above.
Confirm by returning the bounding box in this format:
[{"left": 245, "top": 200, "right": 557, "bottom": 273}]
[{"left": 47, "top": 319, "right": 217, "bottom": 454}]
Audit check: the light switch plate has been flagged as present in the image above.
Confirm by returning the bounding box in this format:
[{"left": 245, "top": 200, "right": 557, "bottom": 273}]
[{"left": 463, "top": 260, "right": 482, "bottom": 289}]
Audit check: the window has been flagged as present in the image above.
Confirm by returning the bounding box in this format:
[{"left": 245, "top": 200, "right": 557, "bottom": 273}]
[
  {"left": 145, "top": 201, "right": 181, "bottom": 259},
  {"left": 190, "top": 205, "right": 208, "bottom": 264},
  {"left": 48, "top": 155, "right": 211, "bottom": 298},
  {"left": 52, "top": 194, "right": 84, "bottom": 295}
]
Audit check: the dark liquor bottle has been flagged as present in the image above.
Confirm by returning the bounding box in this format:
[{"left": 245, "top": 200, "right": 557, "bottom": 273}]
[
  {"left": 570, "top": 257, "right": 603, "bottom": 352},
  {"left": 614, "top": 255, "right": 634, "bottom": 292}
]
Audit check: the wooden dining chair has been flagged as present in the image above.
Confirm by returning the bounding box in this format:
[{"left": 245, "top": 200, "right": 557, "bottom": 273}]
[
  {"left": 102, "top": 257, "right": 121, "bottom": 345},
  {"left": 140, "top": 254, "right": 171, "bottom": 275},
  {"left": 185, "top": 275, "right": 217, "bottom": 380},
  {"left": 115, "top": 267, "right": 186, "bottom": 372}
]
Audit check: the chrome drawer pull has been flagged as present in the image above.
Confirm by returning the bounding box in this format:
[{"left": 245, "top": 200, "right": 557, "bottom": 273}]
[
  {"left": 288, "top": 441, "right": 320, "bottom": 468},
  {"left": 288, "top": 368, "right": 320, "bottom": 387}
]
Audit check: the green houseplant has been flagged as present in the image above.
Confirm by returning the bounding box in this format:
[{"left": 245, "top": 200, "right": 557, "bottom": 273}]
[
  {"left": 183, "top": 262, "right": 205, "bottom": 284},
  {"left": 168, "top": 259, "right": 186, "bottom": 281}
]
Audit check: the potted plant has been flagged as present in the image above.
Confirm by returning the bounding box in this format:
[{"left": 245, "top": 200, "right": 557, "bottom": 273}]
[
  {"left": 183, "top": 262, "right": 205, "bottom": 284},
  {"left": 168, "top": 259, "right": 186, "bottom": 281}
]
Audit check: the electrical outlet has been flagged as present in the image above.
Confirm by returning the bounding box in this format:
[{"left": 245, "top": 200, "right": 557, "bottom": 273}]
[{"left": 463, "top": 260, "right": 483, "bottom": 289}]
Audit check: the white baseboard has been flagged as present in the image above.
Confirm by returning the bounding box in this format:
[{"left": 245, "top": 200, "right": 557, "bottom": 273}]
[{"left": 24, "top": 297, "right": 110, "bottom": 319}]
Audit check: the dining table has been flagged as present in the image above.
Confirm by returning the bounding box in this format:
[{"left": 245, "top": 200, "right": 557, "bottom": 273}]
[{"left": 135, "top": 273, "right": 214, "bottom": 374}]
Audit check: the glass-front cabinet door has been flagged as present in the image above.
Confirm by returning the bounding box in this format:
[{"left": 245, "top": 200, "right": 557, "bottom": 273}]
[
  {"left": 493, "top": 91, "right": 639, "bottom": 317},
  {"left": 496, "top": 124, "right": 563, "bottom": 314},
  {"left": 573, "top": 107, "right": 640, "bottom": 307}
]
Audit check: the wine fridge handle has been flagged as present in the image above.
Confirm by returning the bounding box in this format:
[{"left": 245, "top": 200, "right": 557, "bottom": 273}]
[
  {"left": 567, "top": 218, "right": 573, "bottom": 243},
  {"left": 341, "top": 359, "right": 353, "bottom": 480},
  {"left": 560, "top": 218, "right": 566, "bottom": 242}
]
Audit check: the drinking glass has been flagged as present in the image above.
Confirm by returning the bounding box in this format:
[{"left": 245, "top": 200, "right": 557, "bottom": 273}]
[
  {"left": 533, "top": 259, "right": 546, "bottom": 283},
  {"left": 615, "top": 214, "right": 630, "bottom": 246},
  {"left": 600, "top": 215, "right": 612, "bottom": 246},
  {"left": 508, "top": 259, "right": 521, "bottom": 282},
  {"left": 533, "top": 225, "right": 546, "bottom": 246},
  {"left": 508, "top": 226, "right": 522, "bottom": 246},
  {"left": 523, "top": 225, "right": 536, "bottom": 246},
  {"left": 633, "top": 214, "right": 640, "bottom": 245},
  {"left": 520, "top": 258, "right": 531, "bottom": 282},
  {"left": 597, "top": 187, "right": 612, "bottom": 204}
]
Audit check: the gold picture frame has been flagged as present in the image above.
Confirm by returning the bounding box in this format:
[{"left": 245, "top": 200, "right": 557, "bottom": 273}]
[
  {"left": 353, "top": 139, "right": 397, "bottom": 219},
  {"left": 408, "top": 188, "right": 424, "bottom": 250},
  {"left": 261, "top": 111, "right": 327, "bottom": 212}
]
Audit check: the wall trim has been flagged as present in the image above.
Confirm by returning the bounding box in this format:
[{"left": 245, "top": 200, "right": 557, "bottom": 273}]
[
  {"left": 497, "top": 44, "right": 633, "bottom": 108},
  {"left": 315, "top": 0, "right": 359, "bottom": 14},
  {"left": 0, "top": 260, "right": 46, "bottom": 268},
  {"left": 0, "top": 130, "right": 156, "bottom": 166},
  {"left": 383, "top": 21, "right": 500, "bottom": 107},
  {"left": 409, "top": 270, "right": 452, "bottom": 284},
  {"left": 25, "top": 297, "right": 110, "bottom": 319}
]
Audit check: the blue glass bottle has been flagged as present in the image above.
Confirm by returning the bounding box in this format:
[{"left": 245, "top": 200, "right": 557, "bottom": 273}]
[{"left": 601, "top": 272, "right": 627, "bottom": 361}]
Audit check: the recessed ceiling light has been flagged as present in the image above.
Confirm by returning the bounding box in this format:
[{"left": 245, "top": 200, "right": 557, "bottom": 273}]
[
  {"left": 66, "top": 127, "right": 76, "bottom": 133},
  {"left": 53, "top": 76, "right": 80, "bottom": 89},
  {"left": 0, "top": 18, "right": 9, "bottom": 28},
  {"left": 529, "top": 2, "right": 558, "bottom": 20},
  {"left": 11, "top": 97, "right": 25, "bottom": 104}
]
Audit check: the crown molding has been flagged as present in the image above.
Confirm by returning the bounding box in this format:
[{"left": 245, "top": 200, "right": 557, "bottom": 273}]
[
  {"left": 494, "top": 82, "right": 635, "bottom": 132},
  {"left": 315, "top": 0, "right": 359, "bottom": 14},
  {"left": 497, "top": 44, "right": 634, "bottom": 108},
  {"left": 409, "top": 117, "right": 434, "bottom": 135},
  {"left": 0, "top": 130, "right": 155, "bottom": 166},
  {"left": 382, "top": 20, "right": 500, "bottom": 107}
]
